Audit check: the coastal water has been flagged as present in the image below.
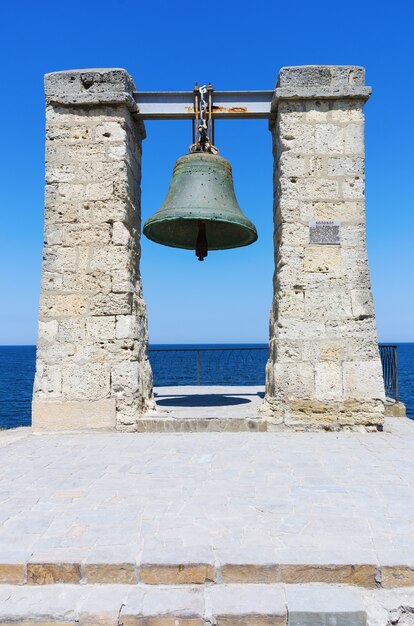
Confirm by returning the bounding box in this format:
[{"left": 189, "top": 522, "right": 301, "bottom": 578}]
[{"left": 0, "top": 343, "right": 413, "bottom": 429}]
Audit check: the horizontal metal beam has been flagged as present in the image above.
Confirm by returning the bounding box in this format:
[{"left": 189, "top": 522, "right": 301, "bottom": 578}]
[{"left": 133, "top": 90, "right": 274, "bottom": 120}]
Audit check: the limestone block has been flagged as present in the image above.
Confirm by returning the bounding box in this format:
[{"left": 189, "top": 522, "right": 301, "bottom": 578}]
[
  {"left": 337, "top": 399, "right": 384, "bottom": 426},
  {"left": 49, "top": 142, "right": 108, "bottom": 164},
  {"left": 62, "top": 224, "right": 111, "bottom": 246},
  {"left": 344, "top": 123, "right": 364, "bottom": 154},
  {"left": 140, "top": 563, "right": 215, "bottom": 585},
  {"left": 298, "top": 178, "right": 340, "bottom": 201},
  {"left": 343, "top": 361, "right": 385, "bottom": 401},
  {"left": 302, "top": 340, "right": 342, "bottom": 362},
  {"left": 41, "top": 272, "right": 63, "bottom": 290},
  {"left": 315, "top": 124, "right": 343, "bottom": 153},
  {"left": 275, "top": 340, "right": 302, "bottom": 361},
  {"left": 62, "top": 363, "right": 111, "bottom": 401},
  {"left": 44, "top": 224, "right": 63, "bottom": 246},
  {"left": 90, "top": 293, "right": 132, "bottom": 316},
  {"left": 116, "top": 315, "right": 144, "bottom": 339},
  {"left": 331, "top": 101, "right": 364, "bottom": 123},
  {"left": 84, "top": 181, "right": 114, "bottom": 202},
  {"left": 111, "top": 270, "right": 134, "bottom": 294},
  {"left": 111, "top": 361, "right": 139, "bottom": 396},
  {"left": 304, "top": 99, "right": 331, "bottom": 122},
  {"left": 0, "top": 564, "right": 25, "bottom": 584},
  {"left": 62, "top": 271, "right": 112, "bottom": 295},
  {"left": 78, "top": 200, "right": 131, "bottom": 224},
  {"left": 33, "top": 361, "right": 61, "bottom": 398},
  {"left": 325, "top": 317, "right": 377, "bottom": 340},
  {"left": 116, "top": 397, "right": 143, "bottom": 427},
  {"left": 42, "top": 248, "right": 77, "bottom": 273},
  {"left": 351, "top": 289, "right": 374, "bottom": 317},
  {"left": 277, "top": 65, "right": 366, "bottom": 88},
  {"left": 95, "top": 121, "right": 127, "bottom": 142},
  {"left": 300, "top": 201, "right": 364, "bottom": 224},
  {"left": 340, "top": 225, "right": 366, "bottom": 247},
  {"left": 315, "top": 362, "right": 343, "bottom": 400},
  {"left": 108, "top": 143, "right": 128, "bottom": 160},
  {"left": 27, "top": 563, "right": 81, "bottom": 584},
  {"left": 220, "top": 564, "right": 278, "bottom": 583},
  {"left": 340, "top": 247, "right": 370, "bottom": 275},
  {"left": 304, "top": 291, "right": 352, "bottom": 320},
  {"left": 342, "top": 177, "right": 365, "bottom": 200},
  {"left": 278, "top": 291, "right": 305, "bottom": 318},
  {"left": 342, "top": 338, "right": 381, "bottom": 361},
  {"left": 85, "top": 316, "right": 116, "bottom": 341},
  {"left": 46, "top": 123, "right": 95, "bottom": 142},
  {"left": 327, "top": 156, "right": 364, "bottom": 176},
  {"left": 279, "top": 153, "right": 307, "bottom": 177},
  {"left": 304, "top": 246, "right": 341, "bottom": 273},
  {"left": 38, "top": 320, "right": 59, "bottom": 344},
  {"left": 83, "top": 563, "right": 138, "bottom": 583},
  {"left": 279, "top": 222, "right": 309, "bottom": 247},
  {"left": 112, "top": 221, "right": 132, "bottom": 246},
  {"left": 308, "top": 156, "right": 324, "bottom": 176},
  {"left": 284, "top": 399, "right": 339, "bottom": 428},
  {"left": 58, "top": 318, "right": 86, "bottom": 342},
  {"left": 75, "top": 161, "right": 127, "bottom": 185},
  {"left": 40, "top": 293, "right": 88, "bottom": 317},
  {"left": 277, "top": 318, "right": 325, "bottom": 341},
  {"left": 36, "top": 342, "right": 75, "bottom": 363},
  {"left": 270, "top": 362, "right": 315, "bottom": 400},
  {"left": 279, "top": 121, "right": 315, "bottom": 153},
  {"left": 44, "top": 202, "right": 80, "bottom": 224},
  {"left": 89, "top": 246, "right": 131, "bottom": 273}
]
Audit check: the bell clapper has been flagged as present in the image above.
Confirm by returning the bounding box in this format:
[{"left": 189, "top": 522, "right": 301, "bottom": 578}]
[{"left": 196, "top": 221, "right": 208, "bottom": 261}]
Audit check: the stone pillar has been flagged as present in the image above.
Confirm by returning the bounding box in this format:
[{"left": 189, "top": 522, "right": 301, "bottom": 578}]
[
  {"left": 263, "top": 66, "right": 385, "bottom": 431},
  {"left": 32, "top": 69, "right": 153, "bottom": 432}
]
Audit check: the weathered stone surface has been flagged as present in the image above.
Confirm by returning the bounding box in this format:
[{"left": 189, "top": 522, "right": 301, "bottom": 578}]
[
  {"left": 27, "top": 563, "right": 80, "bottom": 584},
  {"left": 264, "top": 66, "right": 385, "bottom": 430},
  {"left": 279, "top": 564, "right": 376, "bottom": 586},
  {"left": 0, "top": 564, "right": 25, "bottom": 584},
  {"left": 32, "top": 393, "right": 116, "bottom": 431},
  {"left": 221, "top": 565, "right": 278, "bottom": 584},
  {"left": 33, "top": 68, "right": 153, "bottom": 431},
  {"left": 82, "top": 563, "right": 138, "bottom": 584},
  {"left": 380, "top": 567, "right": 414, "bottom": 588},
  {"left": 140, "top": 564, "right": 215, "bottom": 585}
]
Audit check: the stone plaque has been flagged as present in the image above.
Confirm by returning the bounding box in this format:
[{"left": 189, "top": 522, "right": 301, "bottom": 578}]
[{"left": 309, "top": 220, "right": 340, "bottom": 245}]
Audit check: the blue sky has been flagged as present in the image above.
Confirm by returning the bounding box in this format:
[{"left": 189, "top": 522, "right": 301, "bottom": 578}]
[{"left": 0, "top": 0, "right": 412, "bottom": 344}]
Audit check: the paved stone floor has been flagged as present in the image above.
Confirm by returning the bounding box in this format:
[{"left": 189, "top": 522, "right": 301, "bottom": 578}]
[
  {"left": 0, "top": 406, "right": 413, "bottom": 574},
  {"left": 152, "top": 385, "right": 264, "bottom": 419}
]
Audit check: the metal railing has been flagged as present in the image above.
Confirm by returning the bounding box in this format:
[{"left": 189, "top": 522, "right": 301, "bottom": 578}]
[
  {"left": 378, "top": 344, "right": 399, "bottom": 402},
  {"left": 149, "top": 345, "right": 399, "bottom": 401},
  {"left": 149, "top": 346, "right": 268, "bottom": 387}
]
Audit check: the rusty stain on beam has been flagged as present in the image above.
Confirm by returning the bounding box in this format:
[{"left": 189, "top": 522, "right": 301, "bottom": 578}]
[{"left": 134, "top": 91, "right": 274, "bottom": 120}]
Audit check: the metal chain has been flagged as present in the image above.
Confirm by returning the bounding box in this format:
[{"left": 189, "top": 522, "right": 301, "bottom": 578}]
[{"left": 190, "top": 84, "right": 218, "bottom": 154}]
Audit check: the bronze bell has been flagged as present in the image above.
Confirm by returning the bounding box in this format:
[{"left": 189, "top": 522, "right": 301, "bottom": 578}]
[{"left": 143, "top": 150, "right": 258, "bottom": 261}]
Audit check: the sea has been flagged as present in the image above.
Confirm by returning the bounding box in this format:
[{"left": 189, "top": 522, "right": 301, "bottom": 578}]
[{"left": 0, "top": 343, "right": 413, "bottom": 429}]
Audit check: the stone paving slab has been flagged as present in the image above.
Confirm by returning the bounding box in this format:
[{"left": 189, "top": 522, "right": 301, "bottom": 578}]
[
  {"left": 142, "top": 386, "right": 267, "bottom": 431},
  {"left": 0, "top": 416, "right": 414, "bottom": 587},
  {"left": 152, "top": 386, "right": 265, "bottom": 419},
  {"left": 0, "top": 583, "right": 414, "bottom": 625}
]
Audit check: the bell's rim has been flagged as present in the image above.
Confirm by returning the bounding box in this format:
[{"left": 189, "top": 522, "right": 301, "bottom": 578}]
[{"left": 143, "top": 215, "right": 258, "bottom": 251}]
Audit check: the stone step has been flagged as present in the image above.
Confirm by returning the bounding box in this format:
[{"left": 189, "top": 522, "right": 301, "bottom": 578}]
[
  {"left": 0, "top": 582, "right": 395, "bottom": 626},
  {"left": 136, "top": 417, "right": 268, "bottom": 432},
  {"left": 1, "top": 558, "right": 414, "bottom": 588}
]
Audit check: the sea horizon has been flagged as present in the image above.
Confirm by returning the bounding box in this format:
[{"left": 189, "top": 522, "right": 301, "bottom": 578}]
[{"left": 1, "top": 343, "right": 413, "bottom": 429}]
